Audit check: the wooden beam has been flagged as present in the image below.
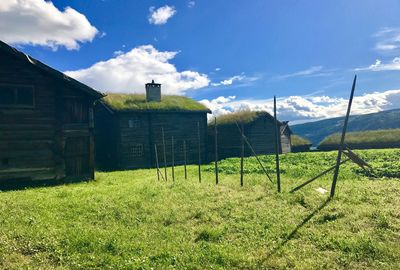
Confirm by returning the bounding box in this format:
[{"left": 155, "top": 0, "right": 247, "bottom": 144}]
[
  {"left": 214, "top": 117, "right": 219, "bottom": 185},
  {"left": 162, "top": 127, "right": 167, "bottom": 181},
  {"left": 330, "top": 75, "right": 357, "bottom": 197},
  {"left": 197, "top": 122, "right": 201, "bottom": 183},
  {"left": 274, "top": 96, "right": 281, "bottom": 193}
]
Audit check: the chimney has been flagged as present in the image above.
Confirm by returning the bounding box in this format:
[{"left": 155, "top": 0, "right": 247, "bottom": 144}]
[{"left": 145, "top": 80, "right": 161, "bottom": 102}]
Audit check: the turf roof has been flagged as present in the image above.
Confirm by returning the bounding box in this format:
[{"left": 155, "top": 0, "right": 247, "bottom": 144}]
[
  {"left": 211, "top": 110, "right": 274, "bottom": 126},
  {"left": 101, "top": 93, "right": 210, "bottom": 112}
]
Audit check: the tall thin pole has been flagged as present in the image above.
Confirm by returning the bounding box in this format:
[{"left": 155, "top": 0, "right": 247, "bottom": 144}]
[
  {"left": 171, "top": 136, "right": 175, "bottom": 182},
  {"left": 214, "top": 117, "right": 219, "bottom": 185},
  {"left": 154, "top": 144, "right": 164, "bottom": 181},
  {"left": 274, "top": 96, "right": 281, "bottom": 193},
  {"left": 183, "top": 140, "right": 187, "bottom": 180},
  {"left": 162, "top": 127, "right": 167, "bottom": 181},
  {"left": 197, "top": 122, "right": 201, "bottom": 183},
  {"left": 154, "top": 144, "right": 160, "bottom": 181},
  {"left": 240, "top": 124, "right": 244, "bottom": 187},
  {"left": 330, "top": 75, "right": 357, "bottom": 197}
]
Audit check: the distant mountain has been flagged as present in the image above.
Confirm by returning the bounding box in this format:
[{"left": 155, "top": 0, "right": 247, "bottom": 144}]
[{"left": 290, "top": 109, "right": 400, "bottom": 146}]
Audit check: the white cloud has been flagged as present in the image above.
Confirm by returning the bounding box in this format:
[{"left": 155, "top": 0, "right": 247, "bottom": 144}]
[
  {"left": 187, "top": 1, "right": 195, "bottom": 8},
  {"left": 215, "top": 67, "right": 221, "bottom": 71},
  {"left": 211, "top": 74, "right": 259, "bottom": 87},
  {"left": 65, "top": 45, "right": 210, "bottom": 95},
  {"left": 355, "top": 57, "right": 400, "bottom": 71},
  {"left": 0, "top": 0, "right": 98, "bottom": 50},
  {"left": 373, "top": 27, "right": 400, "bottom": 53},
  {"left": 212, "top": 75, "right": 245, "bottom": 86},
  {"left": 148, "top": 5, "right": 176, "bottom": 25},
  {"left": 200, "top": 89, "right": 400, "bottom": 123},
  {"left": 276, "top": 66, "right": 330, "bottom": 80}
]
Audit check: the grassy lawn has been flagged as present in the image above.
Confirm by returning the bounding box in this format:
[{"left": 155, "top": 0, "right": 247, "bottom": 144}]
[{"left": 0, "top": 149, "right": 399, "bottom": 269}]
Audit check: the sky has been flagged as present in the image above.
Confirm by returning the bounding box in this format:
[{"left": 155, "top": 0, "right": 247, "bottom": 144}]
[{"left": 1, "top": 0, "right": 400, "bottom": 124}]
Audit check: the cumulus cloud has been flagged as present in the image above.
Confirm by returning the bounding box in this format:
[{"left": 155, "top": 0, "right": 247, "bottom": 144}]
[
  {"left": 0, "top": 0, "right": 98, "bottom": 50},
  {"left": 65, "top": 45, "right": 210, "bottom": 95},
  {"left": 199, "top": 89, "right": 400, "bottom": 123},
  {"left": 355, "top": 58, "right": 400, "bottom": 71},
  {"left": 187, "top": 1, "right": 195, "bottom": 8},
  {"left": 148, "top": 5, "right": 176, "bottom": 25}
]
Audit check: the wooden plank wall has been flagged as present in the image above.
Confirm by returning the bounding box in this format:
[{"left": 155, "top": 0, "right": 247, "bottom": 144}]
[
  {"left": 0, "top": 52, "right": 57, "bottom": 181},
  {"left": 0, "top": 51, "right": 96, "bottom": 182},
  {"left": 112, "top": 112, "right": 208, "bottom": 169},
  {"left": 208, "top": 117, "right": 292, "bottom": 160}
]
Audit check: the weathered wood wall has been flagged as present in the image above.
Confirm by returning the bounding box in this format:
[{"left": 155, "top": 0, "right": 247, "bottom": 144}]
[
  {"left": 207, "top": 117, "right": 291, "bottom": 161},
  {"left": 0, "top": 51, "right": 96, "bottom": 182},
  {"left": 95, "top": 110, "right": 208, "bottom": 170}
]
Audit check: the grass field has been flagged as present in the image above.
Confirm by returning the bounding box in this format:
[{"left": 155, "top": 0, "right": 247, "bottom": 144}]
[{"left": 0, "top": 149, "right": 399, "bottom": 269}]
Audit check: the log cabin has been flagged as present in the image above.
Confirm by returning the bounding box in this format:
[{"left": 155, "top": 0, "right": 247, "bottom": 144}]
[
  {"left": 0, "top": 40, "right": 104, "bottom": 182},
  {"left": 208, "top": 111, "right": 292, "bottom": 160},
  {"left": 95, "top": 81, "right": 211, "bottom": 170}
]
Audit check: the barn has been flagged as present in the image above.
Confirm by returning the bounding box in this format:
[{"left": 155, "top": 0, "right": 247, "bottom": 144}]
[
  {"left": 0, "top": 40, "right": 104, "bottom": 182},
  {"left": 95, "top": 81, "right": 211, "bottom": 170},
  {"left": 208, "top": 111, "right": 292, "bottom": 160}
]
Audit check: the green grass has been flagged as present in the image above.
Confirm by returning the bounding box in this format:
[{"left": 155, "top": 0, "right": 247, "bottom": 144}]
[
  {"left": 291, "top": 134, "right": 312, "bottom": 146},
  {"left": 102, "top": 93, "right": 209, "bottom": 112},
  {"left": 319, "top": 129, "right": 400, "bottom": 150},
  {"left": 0, "top": 149, "right": 399, "bottom": 269},
  {"left": 210, "top": 110, "right": 270, "bottom": 126}
]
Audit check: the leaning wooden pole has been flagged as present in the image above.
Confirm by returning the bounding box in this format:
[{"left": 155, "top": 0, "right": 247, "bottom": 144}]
[
  {"left": 154, "top": 144, "right": 160, "bottom": 181},
  {"left": 171, "top": 136, "right": 175, "bottom": 182},
  {"left": 273, "top": 96, "right": 281, "bottom": 193},
  {"left": 154, "top": 144, "right": 165, "bottom": 181},
  {"left": 162, "top": 127, "right": 167, "bottom": 181},
  {"left": 214, "top": 117, "right": 219, "bottom": 185},
  {"left": 183, "top": 140, "right": 187, "bottom": 180},
  {"left": 197, "top": 122, "right": 202, "bottom": 183},
  {"left": 330, "top": 75, "right": 357, "bottom": 197},
  {"left": 240, "top": 123, "right": 244, "bottom": 187}
]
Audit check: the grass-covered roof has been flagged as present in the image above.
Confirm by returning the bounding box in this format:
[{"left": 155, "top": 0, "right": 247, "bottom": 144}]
[
  {"left": 210, "top": 110, "right": 274, "bottom": 126},
  {"left": 101, "top": 93, "right": 210, "bottom": 112},
  {"left": 291, "top": 135, "right": 312, "bottom": 146}
]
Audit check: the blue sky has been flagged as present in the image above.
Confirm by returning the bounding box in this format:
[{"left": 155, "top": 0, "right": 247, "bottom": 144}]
[{"left": 1, "top": 0, "right": 400, "bottom": 123}]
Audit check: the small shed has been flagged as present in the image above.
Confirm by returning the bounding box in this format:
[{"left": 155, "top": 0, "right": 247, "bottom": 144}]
[
  {"left": 208, "top": 111, "right": 292, "bottom": 160},
  {"left": 0, "top": 40, "right": 104, "bottom": 182},
  {"left": 95, "top": 81, "right": 211, "bottom": 170}
]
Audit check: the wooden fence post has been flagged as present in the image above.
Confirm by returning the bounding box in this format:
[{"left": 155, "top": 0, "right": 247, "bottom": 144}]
[
  {"left": 162, "top": 127, "right": 167, "bottom": 181},
  {"left": 171, "top": 136, "right": 175, "bottom": 182},
  {"left": 240, "top": 124, "right": 244, "bottom": 187},
  {"left": 215, "top": 117, "right": 219, "bottom": 185},
  {"left": 274, "top": 96, "right": 281, "bottom": 193},
  {"left": 183, "top": 140, "right": 187, "bottom": 180},
  {"left": 154, "top": 144, "right": 160, "bottom": 181},
  {"left": 197, "top": 122, "right": 201, "bottom": 183},
  {"left": 330, "top": 75, "right": 357, "bottom": 197}
]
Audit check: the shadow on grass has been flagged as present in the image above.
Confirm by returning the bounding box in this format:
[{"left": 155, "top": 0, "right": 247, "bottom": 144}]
[
  {"left": 0, "top": 177, "right": 90, "bottom": 192},
  {"left": 264, "top": 197, "right": 332, "bottom": 261}
]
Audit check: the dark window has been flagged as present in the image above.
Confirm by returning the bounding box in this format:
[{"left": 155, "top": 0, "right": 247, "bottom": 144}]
[
  {"left": 131, "top": 144, "right": 143, "bottom": 157},
  {"left": 63, "top": 98, "right": 88, "bottom": 124},
  {"left": 128, "top": 119, "right": 141, "bottom": 128},
  {"left": 0, "top": 84, "right": 34, "bottom": 107}
]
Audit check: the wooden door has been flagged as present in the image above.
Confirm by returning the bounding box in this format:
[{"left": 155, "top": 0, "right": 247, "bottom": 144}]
[{"left": 64, "top": 136, "right": 90, "bottom": 178}]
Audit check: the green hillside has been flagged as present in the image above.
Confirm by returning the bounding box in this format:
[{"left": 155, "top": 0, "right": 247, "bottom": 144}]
[
  {"left": 291, "top": 109, "right": 400, "bottom": 145},
  {"left": 318, "top": 129, "right": 400, "bottom": 150}
]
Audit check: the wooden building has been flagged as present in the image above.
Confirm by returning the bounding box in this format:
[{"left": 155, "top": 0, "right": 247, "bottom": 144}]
[
  {"left": 95, "top": 81, "right": 211, "bottom": 170},
  {"left": 0, "top": 40, "right": 104, "bottom": 182},
  {"left": 208, "top": 111, "right": 292, "bottom": 160}
]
